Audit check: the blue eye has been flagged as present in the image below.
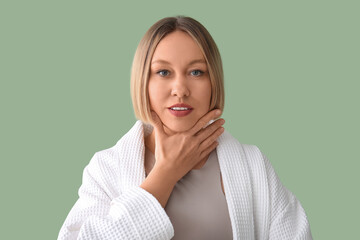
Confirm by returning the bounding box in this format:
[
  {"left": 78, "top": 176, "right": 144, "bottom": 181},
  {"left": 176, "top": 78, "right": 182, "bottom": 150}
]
[
  {"left": 157, "top": 70, "right": 169, "bottom": 77},
  {"left": 191, "top": 70, "right": 204, "bottom": 76},
  {"left": 156, "top": 69, "right": 204, "bottom": 77}
]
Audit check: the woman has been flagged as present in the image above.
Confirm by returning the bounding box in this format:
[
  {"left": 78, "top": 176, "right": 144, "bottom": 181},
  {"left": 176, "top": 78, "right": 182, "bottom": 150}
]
[{"left": 58, "top": 16, "right": 312, "bottom": 239}]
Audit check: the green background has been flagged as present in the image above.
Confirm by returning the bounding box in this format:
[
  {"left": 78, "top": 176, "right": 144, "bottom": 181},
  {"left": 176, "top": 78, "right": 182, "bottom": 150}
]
[{"left": 1, "top": 0, "right": 359, "bottom": 239}]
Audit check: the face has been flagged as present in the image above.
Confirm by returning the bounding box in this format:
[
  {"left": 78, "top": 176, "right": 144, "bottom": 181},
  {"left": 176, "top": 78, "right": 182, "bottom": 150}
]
[{"left": 148, "top": 30, "right": 212, "bottom": 134}]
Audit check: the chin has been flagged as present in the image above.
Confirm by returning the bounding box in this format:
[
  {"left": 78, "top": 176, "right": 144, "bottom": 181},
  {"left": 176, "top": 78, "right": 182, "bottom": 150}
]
[
  {"left": 164, "top": 121, "right": 195, "bottom": 134},
  {"left": 159, "top": 111, "right": 206, "bottom": 134}
]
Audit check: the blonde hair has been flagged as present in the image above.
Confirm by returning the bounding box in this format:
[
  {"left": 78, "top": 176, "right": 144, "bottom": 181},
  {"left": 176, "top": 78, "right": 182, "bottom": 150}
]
[{"left": 130, "top": 15, "right": 224, "bottom": 124}]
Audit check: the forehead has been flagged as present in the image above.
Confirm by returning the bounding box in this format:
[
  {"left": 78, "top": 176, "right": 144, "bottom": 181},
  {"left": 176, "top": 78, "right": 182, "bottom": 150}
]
[{"left": 151, "top": 30, "right": 206, "bottom": 65}]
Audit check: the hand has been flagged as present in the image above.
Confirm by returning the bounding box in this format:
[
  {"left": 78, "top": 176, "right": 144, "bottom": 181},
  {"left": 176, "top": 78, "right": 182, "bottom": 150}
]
[{"left": 150, "top": 109, "right": 225, "bottom": 183}]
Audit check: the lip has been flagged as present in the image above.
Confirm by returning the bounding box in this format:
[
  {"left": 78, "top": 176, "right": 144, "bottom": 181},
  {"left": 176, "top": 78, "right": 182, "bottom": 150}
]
[
  {"left": 168, "top": 103, "right": 194, "bottom": 117},
  {"left": 168, "top": 103, "right": 193, "bottom": 109},
  {"left": 168, "top": 108, "right": 193, "bottom": 117}
]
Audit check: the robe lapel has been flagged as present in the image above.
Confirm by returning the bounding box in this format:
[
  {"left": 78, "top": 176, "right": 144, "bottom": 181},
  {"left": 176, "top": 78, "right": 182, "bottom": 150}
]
[
  {"left": 217, "top": 130, "right": 255, "bottom": 240},
  {"left": 117, "top": 120, "right": 146, "bottom": 192}
]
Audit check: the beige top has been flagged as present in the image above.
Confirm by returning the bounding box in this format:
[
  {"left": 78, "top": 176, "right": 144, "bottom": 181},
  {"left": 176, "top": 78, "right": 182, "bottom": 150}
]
[{"left": 145, "top": 147, "right": 233, "bottom": 240}]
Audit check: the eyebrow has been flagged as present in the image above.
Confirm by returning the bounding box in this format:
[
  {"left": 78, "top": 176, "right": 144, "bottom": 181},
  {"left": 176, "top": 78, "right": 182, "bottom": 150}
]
[{"left": 151, "top": 59, "right": 206, "bottom": 66}]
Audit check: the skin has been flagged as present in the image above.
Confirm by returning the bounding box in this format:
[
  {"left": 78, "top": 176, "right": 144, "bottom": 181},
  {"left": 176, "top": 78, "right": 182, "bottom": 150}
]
[
  {"left": 140, "top": 30, "right": 226, "bottom": 208},
  {"left": 147, "top": 30, "right": 212, "bottom": 135}
]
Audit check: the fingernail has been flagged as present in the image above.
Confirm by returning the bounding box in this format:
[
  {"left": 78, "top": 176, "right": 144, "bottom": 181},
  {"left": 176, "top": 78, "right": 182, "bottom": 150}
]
[{"left": 216, "top": 110, "right": 222, "bottom": 116}]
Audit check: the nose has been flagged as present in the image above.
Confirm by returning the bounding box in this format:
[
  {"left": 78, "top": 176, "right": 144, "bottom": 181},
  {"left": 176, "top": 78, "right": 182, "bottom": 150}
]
[{"left": 171, "top": 75, "right": 190, "bottom": 98}]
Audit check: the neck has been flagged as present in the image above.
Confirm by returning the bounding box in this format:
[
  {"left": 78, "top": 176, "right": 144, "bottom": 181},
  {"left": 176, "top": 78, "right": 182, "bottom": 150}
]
[
  {"left": 145, "top": 130, "right": 156, "bottom": 155},
  {"left": 145, "top": 124, "right": 177, "bottom": 155}
]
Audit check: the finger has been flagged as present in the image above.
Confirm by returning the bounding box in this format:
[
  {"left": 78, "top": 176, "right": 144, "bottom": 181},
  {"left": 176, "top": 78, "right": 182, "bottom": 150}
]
[
  {"left": 150, "top": 111, "right": 166, "bottom": 136},
  {"left": 199, "top": 141, "right": 219, "bottom": 160},
  {"left": 196, "top": 118, "right": 225, "bottom": 143},
  {"left": 198, "top": 126, "right": 224, "bottom": 152},
  {"left": 188, "top": 109, "right": 222, "bottom": 136}
]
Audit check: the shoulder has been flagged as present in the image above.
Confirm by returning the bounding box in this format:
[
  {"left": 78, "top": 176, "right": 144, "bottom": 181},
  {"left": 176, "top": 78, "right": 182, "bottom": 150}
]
[
  {"left": 87, "top": 120, "right": 145, "bottom": 170},
  {"left": 226, "top": 133, "right": 299, "bottom": 215},
  {"left": 84, "top": 120, "right": 145, "bottom": 188},
  {"left": 220, "top": 130, "right": 311, "bottom": 235},
  {"left": 219, "top": 130, "right": 282, "bottom": 190},
  {"left": 220, "top": 130, "right": 265, "bottom": 167},
  {"left": 89, "top": 146, "right": 120, "bottom": 174},
  {"left": 82, "top": 146, "right": 121, "bottom": 197}
]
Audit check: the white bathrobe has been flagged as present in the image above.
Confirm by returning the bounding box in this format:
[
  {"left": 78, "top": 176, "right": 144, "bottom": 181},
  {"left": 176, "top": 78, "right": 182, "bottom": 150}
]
[{"left": 58, "top": 120, "right": 312, "bottom": 240}]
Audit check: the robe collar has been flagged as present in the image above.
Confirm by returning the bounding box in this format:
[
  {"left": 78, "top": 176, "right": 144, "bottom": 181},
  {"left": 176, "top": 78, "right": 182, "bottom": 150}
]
[{"left": 117, "top": 120, "right": 255, "bottom": 239}]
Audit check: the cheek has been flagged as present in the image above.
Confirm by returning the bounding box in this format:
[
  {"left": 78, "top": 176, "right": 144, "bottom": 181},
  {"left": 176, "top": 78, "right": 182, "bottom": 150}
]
[
  {"left": 202, "top": 83, "right": 212, "bottom": 111},
  {"left": 197, "top": 81, "right": 212, "bottom": 103},
  {"left": 148, "top": 81, "right": 165, "bottom": 108},
  {"left": 190, "top": 81, "right": 212, "bottom": 113}
]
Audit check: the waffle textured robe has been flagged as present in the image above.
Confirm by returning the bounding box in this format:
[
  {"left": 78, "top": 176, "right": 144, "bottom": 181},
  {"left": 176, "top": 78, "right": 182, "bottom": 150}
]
[{"left": 58, "top": 120, "right": 312, "bottom": 240}]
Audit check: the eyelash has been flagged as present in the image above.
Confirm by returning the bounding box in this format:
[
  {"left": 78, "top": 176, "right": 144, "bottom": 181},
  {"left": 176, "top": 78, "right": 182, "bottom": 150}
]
[{"left": 156, "top": 69, "right": 205, "bottom": 77}]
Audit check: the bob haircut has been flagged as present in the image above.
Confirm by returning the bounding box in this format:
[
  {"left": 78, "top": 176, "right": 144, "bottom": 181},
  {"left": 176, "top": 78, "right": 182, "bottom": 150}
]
[{"left": 130, "top": 15, "right": 224, "bottom": 124}]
